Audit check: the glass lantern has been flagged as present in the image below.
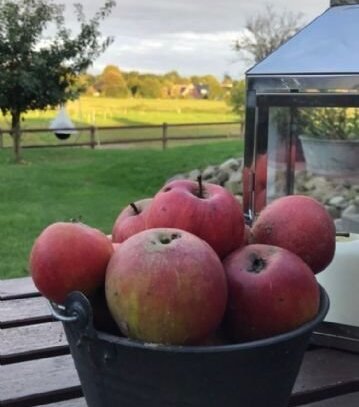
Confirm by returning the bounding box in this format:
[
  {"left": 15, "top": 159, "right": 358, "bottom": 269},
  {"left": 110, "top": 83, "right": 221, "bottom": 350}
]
[
  {"left": 242, "top": 0, "right": 359, "bottom": 227},
  {"left": 242, "top": 0, "right": 359, "bottom": 349}
]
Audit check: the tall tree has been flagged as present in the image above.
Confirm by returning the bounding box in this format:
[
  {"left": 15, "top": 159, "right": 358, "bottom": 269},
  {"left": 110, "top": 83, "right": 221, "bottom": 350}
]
[
  {"left": 0, "top": 0, "right": 116, "bottom": 162},
  {"left": 163, "top": 71, "right": 185, "bottom": 85},
  {"left": 75, "top": 73, "right": 97, "bottom": 96},
  {"left": 124, "top": 71, "right": 141, "bottom": 97},
  {"left": 137, "top": 76, "right": 162, "bottom": 98},
  {"left": 234, "top": 4, "right": 304, "bottom": 64},
  {"left": 230, "top": 4, "right": 304, "bottom": 115},
  {"left": 95, "top": 65, "right": 128, "bottom": 97},
  {"left": 229, "top": 79, "right": 246, "bottom": 116},
  {"left": 199, "top": 75, "right": 224, "bottom": 100}
]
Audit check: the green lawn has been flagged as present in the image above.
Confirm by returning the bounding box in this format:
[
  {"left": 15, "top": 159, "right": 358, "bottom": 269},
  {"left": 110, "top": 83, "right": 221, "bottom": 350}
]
[
  {"left": 0, "top": 97, "right": 241, "bottom": 148},
  {"left": 0, "top": 96, "right": 238, "bottom": 128},
  {"left": 0, "top": 140, "right": 243, "bottom": 279}
]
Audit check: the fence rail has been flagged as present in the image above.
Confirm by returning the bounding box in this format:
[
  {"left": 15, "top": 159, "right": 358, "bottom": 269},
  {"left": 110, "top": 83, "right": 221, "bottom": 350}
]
[{"left": 0, "top": 121, "right": 243, "bottom": 150}]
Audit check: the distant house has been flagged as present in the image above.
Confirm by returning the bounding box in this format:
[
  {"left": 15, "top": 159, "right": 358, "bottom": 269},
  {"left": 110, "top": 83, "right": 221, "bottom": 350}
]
[
  {"left": 221, "top": 80, "right": 234, "bottom": 97},
  {"left": 166, "top": 83, "right": 209, "bottom": 99},
  {"left": 180, "top": 84, "right": 196, "bottom": 97},
  {"left": 194, "top": 84, "right": 209, "bottom": 99},
  {"left": 167, "top": 84, "right": 194, "bottom": 98},
  {"left": 221, "top": 80, "right": 233, "bottom": 90}
]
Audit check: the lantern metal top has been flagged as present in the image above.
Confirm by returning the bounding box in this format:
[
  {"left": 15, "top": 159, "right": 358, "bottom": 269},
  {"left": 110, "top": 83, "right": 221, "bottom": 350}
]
[
  {"left": 247, "top": 3, "right": 359, "bottom": 77},
  {"left": 331, "top": 0, "right": 359, "bottom": 6}
]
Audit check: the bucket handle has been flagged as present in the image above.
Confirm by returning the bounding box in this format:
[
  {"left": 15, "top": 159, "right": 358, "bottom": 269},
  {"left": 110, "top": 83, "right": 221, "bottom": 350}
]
[
  {"left": 50, "top": 291, "right": 95, "bottom": 333},
  {"left": 50, "top": 301, "right": 80, "bottom": 322}
]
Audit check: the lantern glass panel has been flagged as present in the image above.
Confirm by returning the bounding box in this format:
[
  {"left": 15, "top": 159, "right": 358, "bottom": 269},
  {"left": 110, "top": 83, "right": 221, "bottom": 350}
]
[
  {"left": 267, "top": 107, "right": 294, "bottom": 204},
  {"left": 243, "top": 94, "right": 359, "bottom": 233}
]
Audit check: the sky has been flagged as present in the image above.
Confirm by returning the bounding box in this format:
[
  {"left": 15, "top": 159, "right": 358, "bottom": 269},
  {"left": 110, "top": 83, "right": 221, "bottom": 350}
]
[{"left": 61, "top": 0, "right": 330, "bottom": 79}]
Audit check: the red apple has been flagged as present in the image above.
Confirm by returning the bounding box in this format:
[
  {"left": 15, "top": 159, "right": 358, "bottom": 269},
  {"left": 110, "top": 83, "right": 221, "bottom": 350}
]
[
  {"left": 223, "top": 244, "right": 320, "bottom": 341},
  {"left": 242, "top": 224, "right": 254, "bottom": 247},
  {"left": 105, "top": 228, "right": 228, "bottom": 345},
  {"left": 242, "top": 154, "right": 268, "bottom": 215},
  {"left": 251, "top": 195, "right": 336, "bottom": 274},
  {"left": 145, "top": 178, "right": 245, "bottom": 259},
  {"left": 112, "top": 242, "right": 121, "bottom": 251},
  {"left": 112, "top": 198, "right": 152, "bottom": 243},
  {"left": 255, "top": 153, "right": 268, "bottom": 191},
  {"left": 29, "top": 222, "right": 114, "bottom": 304}
]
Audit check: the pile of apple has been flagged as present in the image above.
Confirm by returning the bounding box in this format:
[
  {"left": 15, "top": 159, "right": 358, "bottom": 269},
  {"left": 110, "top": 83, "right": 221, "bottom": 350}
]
[{"left": 29, "top": 176, "right": 336, "bottom": 345}]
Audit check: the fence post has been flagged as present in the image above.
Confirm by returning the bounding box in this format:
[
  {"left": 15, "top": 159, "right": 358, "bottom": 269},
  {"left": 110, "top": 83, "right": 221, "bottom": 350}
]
[
  {"left": 90, "top": 126, "right": 96, "bottom": 149},
  {"left": 0, "top": 128, "right": 3, "bottom": 149},
  {"left": 162, "top": 122, "right": 168, "bottom": 150}
]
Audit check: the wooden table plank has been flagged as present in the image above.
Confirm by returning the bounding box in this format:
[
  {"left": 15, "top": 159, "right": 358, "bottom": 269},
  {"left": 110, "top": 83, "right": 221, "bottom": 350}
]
[
  {"left": 291, "top": 349, "right": 359, "bottom": 405},
  {"left": 0, "top": 354, "right": 82, "bottom": 407},
  {"left": 0, "top": 321, "right": 68, "bottom": 364},
  {"left": 302, "top": 392, "right": 359, "bottom": 406},
  {"left": 1, "top": 346, "right": 359, "bottom": 407},
  {"left": 0, "top": 277, "right": 39, "bottom": 300},
  {"left": 0, "top": 296, "right": 53, "bottom": 328},
  {"left": 33, "top": 393, "right": 359, "bottom": 407},
  {"left": 1, "top": 277, "right": 359, "bottom": 407},
  {"left": 35, "top": 398, "right": 87, "bottom": 407}
]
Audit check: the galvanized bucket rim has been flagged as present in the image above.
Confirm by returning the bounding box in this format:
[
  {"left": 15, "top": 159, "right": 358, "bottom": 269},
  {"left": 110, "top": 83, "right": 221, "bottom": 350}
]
[
  {"left": 59, "top": 284, "right": 329, "bottom": 354},
  {"left": 299, "top": 135, "right": 359, "bottom": 144}
]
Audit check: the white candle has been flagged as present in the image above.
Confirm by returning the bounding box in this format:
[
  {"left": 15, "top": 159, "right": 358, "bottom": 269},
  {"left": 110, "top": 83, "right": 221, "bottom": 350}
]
[{"left": 316, "top": 234, "right": 359, "bottom": 326}]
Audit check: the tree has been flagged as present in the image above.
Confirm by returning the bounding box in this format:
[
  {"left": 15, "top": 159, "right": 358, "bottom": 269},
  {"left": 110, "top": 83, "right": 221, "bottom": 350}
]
[
  {"left": 163, "top": 71, "right": 184, "bottom": 85},
  {"left": 76, "top": 73, "right": 97, "bottom": 96},
  {"left": 229, "top": 79, "right": 246, "bottom": 129},
  {"left": 230, "top": 4, "right": 304, "bottom": 115},
  {"left": 199, "top": 75, "right": 224, "bottom": 100},
  {"left": 234, "top": 4, "right": 304, "bottom": 64},
  {"left": 95, "top": 65, "right": 128, "bottom": 97},
  {"left": 124, "top": 71, "right": 141, "bottom": 97},
  {"left": 223, "top": 74, "right": 232, "bottom": 83},
  {"left": 137, "top": 76, "right": 162, "bottom": 99},
  {"left": 0, "top": 0, "right": 116, "bottom": 162},
  {"left": 230, "top": 80, "right": 246, "bottom": 114}
]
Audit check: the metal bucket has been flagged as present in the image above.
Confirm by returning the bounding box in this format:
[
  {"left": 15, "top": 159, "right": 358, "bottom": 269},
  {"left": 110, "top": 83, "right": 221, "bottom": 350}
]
[
  {"left": 299, "top": 136, "right": 359, "bottom": 177},
  {"left": 51, "top": 286, "right": 329, "bottom": 407}
]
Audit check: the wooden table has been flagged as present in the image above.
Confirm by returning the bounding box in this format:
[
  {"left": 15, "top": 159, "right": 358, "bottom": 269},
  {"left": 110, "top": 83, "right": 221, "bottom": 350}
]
[{"left": 1, "top": 277, "right": 359, "bottom": 407}]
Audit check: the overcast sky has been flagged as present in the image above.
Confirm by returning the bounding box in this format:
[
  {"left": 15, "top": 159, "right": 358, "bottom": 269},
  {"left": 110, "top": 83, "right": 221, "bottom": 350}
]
[{"left": 61, "top": 0, "right": 330, "bottom": 79}]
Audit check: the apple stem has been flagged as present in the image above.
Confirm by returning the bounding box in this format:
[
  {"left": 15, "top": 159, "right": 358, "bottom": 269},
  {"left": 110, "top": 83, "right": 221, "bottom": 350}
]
[
  {"left": 130, "top": 202, "right": 140, "bottom": 214},
  {"left": 197, "top": 175, "right": 204, "bottom": 198}
]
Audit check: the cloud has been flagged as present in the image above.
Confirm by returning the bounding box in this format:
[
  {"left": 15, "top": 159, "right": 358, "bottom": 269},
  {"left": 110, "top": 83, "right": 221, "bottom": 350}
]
[
  {"left": 62, "top": 0, "right": 328, "bottom": 36},
  {"left": 113, "top": 39, "right": 164, "bottom": 55},
  {"left": 166, "top": 31, "right": 241, "bottom": 43},
  {"left": 106, "top": 30, "right": 244, "bottom": 58},
  {"left": 90, "top": 29, "right": 247, "bottom": 78},
  {"left": 61, "top": 0, "right": 329, "bottom": 78}
]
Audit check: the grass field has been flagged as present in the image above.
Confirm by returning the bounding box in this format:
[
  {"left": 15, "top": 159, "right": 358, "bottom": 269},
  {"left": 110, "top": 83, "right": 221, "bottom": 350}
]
[
  {"left": 0, "top": 97, "right": 241, "bottom": 149},
  {"left": 0, "top": 97, "right": 238, "bottom": 128},
  {"left": 0, "top": 140, "right": 244, "bottom": 280}
]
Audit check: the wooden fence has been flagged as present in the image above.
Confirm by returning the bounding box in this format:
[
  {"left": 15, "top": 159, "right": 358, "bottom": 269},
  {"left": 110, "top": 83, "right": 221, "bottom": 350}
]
[{"left": 0, "top": 121, "right": 243, "bottom": 151}]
